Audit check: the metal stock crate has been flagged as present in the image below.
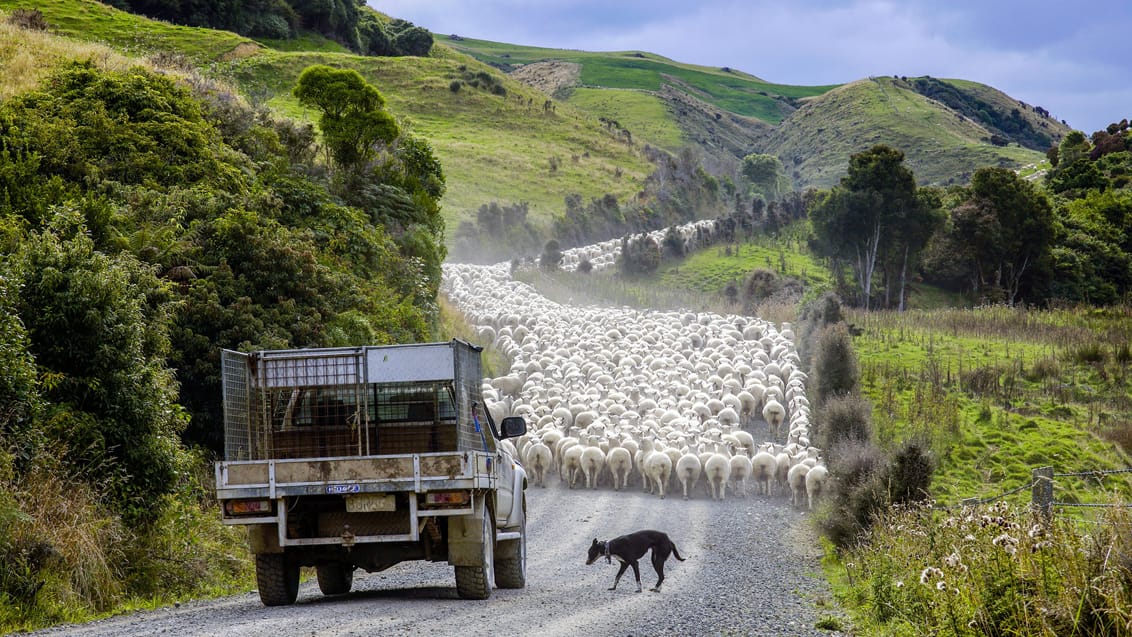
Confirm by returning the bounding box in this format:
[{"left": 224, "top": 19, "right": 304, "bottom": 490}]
[{"left": 220, "top": 340, "right": 488, "bottom": 462}]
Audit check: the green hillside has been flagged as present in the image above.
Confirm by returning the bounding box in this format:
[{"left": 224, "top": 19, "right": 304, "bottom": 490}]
[
  {"left": 0, "top": 0, "right": 653, "bottom": 238},
  {"left": 447, "top": 36, "right": 1069, "bottom": 189}
]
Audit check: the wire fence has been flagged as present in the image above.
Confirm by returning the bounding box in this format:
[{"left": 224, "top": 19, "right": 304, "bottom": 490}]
[{"left": 947, "top": 465, "right": 1132, "bottom": 516}]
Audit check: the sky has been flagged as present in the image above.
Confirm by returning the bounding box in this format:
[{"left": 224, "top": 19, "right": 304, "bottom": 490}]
[{"left": 371, "top": 0, "right": 1131, "bottom": 135}]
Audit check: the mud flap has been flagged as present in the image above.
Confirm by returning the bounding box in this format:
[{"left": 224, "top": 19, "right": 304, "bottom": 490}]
[
  {"left": 248, "top": 524, "right": 282, "bottom": 554},
  {"left": 447, "top": 495, "right": 490, "bottom": 566}
]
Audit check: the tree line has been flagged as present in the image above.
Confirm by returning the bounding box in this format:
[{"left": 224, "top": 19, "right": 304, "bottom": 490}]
[
  {"left": 107, "top": 0, "right": 432, "bottom": 56},
  {"left": 808, "top": 122, "right": 1132, "bottom": 308}
]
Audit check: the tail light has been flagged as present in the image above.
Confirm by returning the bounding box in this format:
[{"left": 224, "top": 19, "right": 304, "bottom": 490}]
[{"left": 224, "top": 499, "right": 273, "bottom": 516}]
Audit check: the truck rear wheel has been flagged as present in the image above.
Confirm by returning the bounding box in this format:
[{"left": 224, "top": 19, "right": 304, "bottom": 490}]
[
  {"left": 455, "top": 513, "right": 494, "bottom": 599},
  {"left": 256, "top": 553, "right": 300, "bottom": 606},
  {"left": 316, "top": 562, "right": 353, "bottom": 596},
  {"left": 494, "top": 495, "right": 526, "bottom": 589}
]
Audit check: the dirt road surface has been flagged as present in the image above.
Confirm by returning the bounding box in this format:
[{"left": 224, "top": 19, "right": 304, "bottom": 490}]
[{"left": 27, "top": 481, "right": 844, "bottom": 636}]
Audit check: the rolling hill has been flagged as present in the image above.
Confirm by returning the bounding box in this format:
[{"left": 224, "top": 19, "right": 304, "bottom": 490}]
[
  {"left": 444, "top": 36, "right": 1072, "bottom": 189},
  {"left": 1, "top": 1, "right": 1073, "bottom": 240}
]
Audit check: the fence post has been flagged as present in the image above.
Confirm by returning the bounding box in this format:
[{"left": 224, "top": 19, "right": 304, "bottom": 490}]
[{"left": 1032, "top": 466, "right": 1053, "bottom": 520}]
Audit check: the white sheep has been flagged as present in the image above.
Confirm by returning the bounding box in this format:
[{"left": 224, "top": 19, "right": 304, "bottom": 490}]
[
  {"left": 703, "top": 444, "right": 732, "bottom": 501},
  {"left": 642, "top": 446, "right": 673, "bottom": 499},
  {"left": 805, "top": 464, "right": 829, "bottom": 510},
  {"left": 606, "top": 446, "right": 633, "bottom": 491},
  {"left": 561, "top": 443, "right": 584, "bottom": 489},
  {"left": 728, "top": 448, "right": 753, "bottom": 497},
  {"left": 674, "top": 449, "right": 702, "bottom": 500},
  {"left": 750, "top": 448, "right": 778, "bottom": 496},
  {"left": 762, "top": 398, "right": 786, "bottom": 442},
  {"left": 787, "top": 462, "right": 810, "bottom": 508},
  {"left": 523, "top": 441, "right": 553, "bottom": 487},
  {"left": 580, "top": 437, "right": 607, "bottom": 490}
]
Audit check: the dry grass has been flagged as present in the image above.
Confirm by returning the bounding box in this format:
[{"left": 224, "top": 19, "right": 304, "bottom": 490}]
[{"left": 0, "top": 17, "right": 136, "bottom": 100}]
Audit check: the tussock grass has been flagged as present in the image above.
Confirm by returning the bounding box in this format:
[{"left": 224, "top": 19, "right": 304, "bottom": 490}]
[
  {"left": 0, "top": 450, "right": 254, "bottom": 633},
  {"left": 0, "top": 17, "right": 135, "bottom": 99}
]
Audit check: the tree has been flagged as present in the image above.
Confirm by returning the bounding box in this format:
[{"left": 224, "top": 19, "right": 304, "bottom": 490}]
[
  {"left": 539, "top": 239, "right": 563, "bottom": 271},
  {"left": 952, "top": 167, "right": 1056, "bottom": 304},
  {"left": 887, "top": 187, "right": 946, "bottom": 311},
  {"left": 293, "top": 65, "right": 399, "bottom": 169},
  {"left": 740, "top": 153, "right": 788, "bottom": 199},
  {"left": 810, "top": 145, "right": 918, "bottom": 308}
]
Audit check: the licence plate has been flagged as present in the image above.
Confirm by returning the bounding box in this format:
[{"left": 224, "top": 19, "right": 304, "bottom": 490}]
[
  {"left": 346, "top": 493, "right": 395, "bottom": 512},
  {"left": 326, "top": 483, "right": 360, "bottom": 495}
]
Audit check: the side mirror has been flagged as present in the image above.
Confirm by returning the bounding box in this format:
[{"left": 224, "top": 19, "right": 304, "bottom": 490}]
[{"left": 499, "top": 416, "right": 527, "bottom": 439}]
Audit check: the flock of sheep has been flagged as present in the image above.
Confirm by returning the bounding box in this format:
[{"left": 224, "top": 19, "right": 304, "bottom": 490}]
[{"left": 442, "top": 231, "right": 829, "bottom": 509}]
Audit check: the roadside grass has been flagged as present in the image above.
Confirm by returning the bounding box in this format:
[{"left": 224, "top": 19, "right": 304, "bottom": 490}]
[
  {"left": 828, "top": 499, "right": 1132, "bottom": 636},
  {"left": 829, "top": 304, "right": 1132, "bottom": 636},
  {"left": 850, "top": 305, "right": 1132, "bottom": 505},
  {"left": 0, "top": 449, "right": 253, "bottom": 634}
]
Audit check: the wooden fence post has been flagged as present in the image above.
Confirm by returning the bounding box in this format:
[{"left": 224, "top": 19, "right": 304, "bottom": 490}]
[{"left": 1032, "top": 466, "right": 1054, "bottom": 520}]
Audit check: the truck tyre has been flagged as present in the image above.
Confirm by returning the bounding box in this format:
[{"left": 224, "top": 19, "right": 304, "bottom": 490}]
[
  {"left": 455, "top": 513, "right": 494, "bottom": 600},
  {"left": 494, "top": 495, "right": 526, "bottom": 589},
  {"left": 256, "top": 553, "right": 300, "bottom": 606},
  {"left": 316, "top": 562, "right": 353, "bottom": 596}
]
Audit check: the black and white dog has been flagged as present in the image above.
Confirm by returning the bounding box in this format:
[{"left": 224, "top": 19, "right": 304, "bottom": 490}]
[{"left": 585, "top": 529, "right": 686, "bottom": 592}]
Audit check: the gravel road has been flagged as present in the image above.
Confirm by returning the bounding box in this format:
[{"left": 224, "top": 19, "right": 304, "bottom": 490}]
[{"left": 24, "top": 471, "right": 847, "bottom": 637}]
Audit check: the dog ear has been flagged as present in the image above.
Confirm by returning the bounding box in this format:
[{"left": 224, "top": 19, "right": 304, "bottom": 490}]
[{"left": 592, "top": 538, "right": 599, "bottom": 545}]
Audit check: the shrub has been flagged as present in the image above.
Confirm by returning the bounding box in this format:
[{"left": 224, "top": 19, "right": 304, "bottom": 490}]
[
  {"left": 883, "top": 440, "right": 934, "bottom": 504},
  {"left": 816, "top": 394, "right": 873, "bottom": 453},
  {"left": 811, "top": 322, "right": 860, "bottom": 406},
  {"left": 1026, "top": 356, "right": 1060, "bottom": 382},
  {"left": 961, "top": 364, "right": 1003, "bottom": 397},
  {"left": 449, "top": 80, "right": 461, "bottom": 93},
  {"left": 1072, "top": 342, "right": 1108, "bottom": 365},
  {"left": 7, "top": 9, "right": 48, "bottom": 30},
  {"left": 819, "top": 440, "right": 887, "bottom": 549}
]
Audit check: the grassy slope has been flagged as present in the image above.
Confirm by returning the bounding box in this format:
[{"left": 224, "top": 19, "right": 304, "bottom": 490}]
[
  {"left": 763, "top": 77, "right": 1051, "bottom": 188},
  {"left": 0, "top": 0, "right": 654, "bottom": 237},
  {"left": 439, "top": 35, "right": 837, "bottom": 125},
  {"left": 446, "top": 36, "right": 1066, "bottom": 191},
  {"left": 222, "top": 47, "right": 653, "bottom": 229}
]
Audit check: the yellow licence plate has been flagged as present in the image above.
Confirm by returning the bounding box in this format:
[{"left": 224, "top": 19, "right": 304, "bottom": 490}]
[{"left": 346, "top": 493, "right": 395, "bottom": 512}]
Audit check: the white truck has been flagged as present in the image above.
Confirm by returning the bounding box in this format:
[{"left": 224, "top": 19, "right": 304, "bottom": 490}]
[{"left": 214, "top": 340, "right": 528, "bottom": 605}]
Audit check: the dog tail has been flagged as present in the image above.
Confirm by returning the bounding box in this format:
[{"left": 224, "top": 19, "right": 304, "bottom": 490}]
[{"left": 671, "top": 542, "right": 686, "bottom": 561}]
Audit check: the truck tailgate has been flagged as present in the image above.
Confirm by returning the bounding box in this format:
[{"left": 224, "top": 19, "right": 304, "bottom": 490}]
[{"left": 216, "top": 451, "right": 497, "bottom": 499}]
